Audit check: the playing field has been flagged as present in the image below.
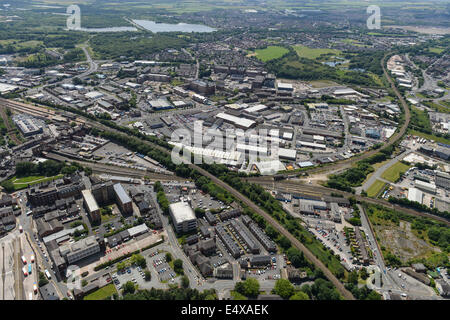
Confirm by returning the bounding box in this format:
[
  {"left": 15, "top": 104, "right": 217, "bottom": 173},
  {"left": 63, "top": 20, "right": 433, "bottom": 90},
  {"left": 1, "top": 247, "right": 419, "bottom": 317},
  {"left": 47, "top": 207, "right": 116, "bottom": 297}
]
[
  {"left": 293, "top": 45, "right": 341, "bottom": 60},
  {"left": 254, "top": 46, "right": 289, "bottom": 62},
  {"left": 380, "top": 162, "right": 410, "bottom": 183}
]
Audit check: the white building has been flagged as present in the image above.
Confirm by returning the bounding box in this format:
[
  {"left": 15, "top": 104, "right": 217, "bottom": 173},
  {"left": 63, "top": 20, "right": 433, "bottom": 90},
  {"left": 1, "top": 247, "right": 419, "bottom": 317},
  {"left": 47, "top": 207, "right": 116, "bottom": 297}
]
[{"left": 169, "top": 201, "right": 197, "bottom": 234}]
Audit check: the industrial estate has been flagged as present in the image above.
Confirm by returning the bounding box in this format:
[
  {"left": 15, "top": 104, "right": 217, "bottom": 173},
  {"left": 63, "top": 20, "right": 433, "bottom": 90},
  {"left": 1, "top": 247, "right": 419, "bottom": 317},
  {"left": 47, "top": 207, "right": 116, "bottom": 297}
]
[{"left": 0, "top": 0, "right": 448, "bottom": 303}]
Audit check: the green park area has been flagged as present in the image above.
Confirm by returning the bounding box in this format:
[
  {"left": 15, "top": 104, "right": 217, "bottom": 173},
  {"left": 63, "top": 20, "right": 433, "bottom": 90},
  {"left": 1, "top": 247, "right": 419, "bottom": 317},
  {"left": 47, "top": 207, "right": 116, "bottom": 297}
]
[
  {"left": 366, "top": 180, "right": 388, "bottom": 198},
  {"left": 254, "top": 46, "right": 289, "bottom": 62},
  {"left": 293, "top": 45, "right": 341, "bottom": 60},
  {"left": 380, "top": 162, "right": 410, "bottom": 183},
  {"left": 83, "top": 284, "right": 117, "bottom": 300}
]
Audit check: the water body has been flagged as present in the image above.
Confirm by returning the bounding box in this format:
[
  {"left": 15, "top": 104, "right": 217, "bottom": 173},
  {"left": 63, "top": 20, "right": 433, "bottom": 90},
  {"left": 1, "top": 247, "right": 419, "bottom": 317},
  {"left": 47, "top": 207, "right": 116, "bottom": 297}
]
[
  {"left": 133, "top": 19, "right": 216, "bottom": 33},
  {"left": 77, "top": 27, "right": 138, "bottom": 33}
]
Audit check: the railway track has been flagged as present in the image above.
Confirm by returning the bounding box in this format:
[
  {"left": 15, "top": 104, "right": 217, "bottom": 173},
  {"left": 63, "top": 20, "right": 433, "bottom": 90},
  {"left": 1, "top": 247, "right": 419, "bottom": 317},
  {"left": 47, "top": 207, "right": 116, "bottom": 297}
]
[{"left": 247, "top": 178, "right": 450, "bottom": 226}]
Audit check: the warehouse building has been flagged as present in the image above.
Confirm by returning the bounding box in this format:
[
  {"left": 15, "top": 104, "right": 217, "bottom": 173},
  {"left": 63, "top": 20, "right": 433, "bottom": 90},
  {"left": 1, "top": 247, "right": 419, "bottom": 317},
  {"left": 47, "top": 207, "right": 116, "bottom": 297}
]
[
  {"left": 216, "top": 112, "right": 256, "bottom": 130},
  {"left": 414, "top": 180, "right": 437, "bottom": 194},
  {"left": 435, "top": 171, "right": 450, "bottom": 190},
  {"left": 407, "top": 188, "right": 423, "bottom": 204},
  {"left": 169, "top": 201, "right": 197, "bottom": 234}
]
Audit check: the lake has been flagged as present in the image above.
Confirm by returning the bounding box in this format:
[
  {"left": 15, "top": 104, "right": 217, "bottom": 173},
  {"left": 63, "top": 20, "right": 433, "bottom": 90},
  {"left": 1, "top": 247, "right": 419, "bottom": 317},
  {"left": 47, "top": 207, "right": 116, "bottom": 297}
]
[{"left": 132, "top": 19, "right": 216, "bottom": 33}]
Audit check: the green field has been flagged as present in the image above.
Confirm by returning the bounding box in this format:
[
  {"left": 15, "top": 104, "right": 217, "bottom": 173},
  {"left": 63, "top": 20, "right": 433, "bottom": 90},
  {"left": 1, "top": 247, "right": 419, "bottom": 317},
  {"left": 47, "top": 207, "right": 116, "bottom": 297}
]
[
  {"left": 253, "top": 46, "right": 289, "bottom": 62},
  {"left": 380, "top": 162, "right": 410, "bottom": 183},
  {"left": 10, "top": 174, "right": 63, "bottom": 191},
  {"left": 293, "top": 45, "right": 341, "bottom": 60},
  {"left": 83, "top": 284, "right": 117, "bottom": 300},
  {"left": 366, "top": 180, "right": 388, "bottom": 198}
]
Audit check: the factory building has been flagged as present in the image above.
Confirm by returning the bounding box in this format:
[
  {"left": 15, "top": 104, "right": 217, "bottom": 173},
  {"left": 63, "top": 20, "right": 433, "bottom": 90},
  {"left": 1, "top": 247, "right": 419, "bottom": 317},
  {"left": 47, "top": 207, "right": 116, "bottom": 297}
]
[
  {"left": 82, "top": 189, "right": 100, "bottom": 222},
  {"left": 113, "top": 183, "right": 133, "bottom": 215}
]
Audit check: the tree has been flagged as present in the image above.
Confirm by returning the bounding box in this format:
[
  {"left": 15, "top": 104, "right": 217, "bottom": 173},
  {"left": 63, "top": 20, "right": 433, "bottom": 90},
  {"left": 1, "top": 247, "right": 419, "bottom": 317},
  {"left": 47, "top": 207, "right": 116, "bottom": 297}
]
[
  {"left": 123, "top": 281, "right": 136, "bottom": 294},
  {"left": 181, "top": 275, "right": 190, "bottom": 288},
  {"left": 173, "top": 259, "right": 183, "bottom": 275},
  {"left": 1, "top": 180, "right": 14, "bottom": 192},
  {"left": 130, "top": 254, "right": 146, "bottom": 268},
  {"left": 289, "top": 291, "right": 309, "bottom": 300},
  {"left": 287, "top": 247, "right": 308, "bottom": 268},
  {"left": 117, "top": 261, "right": 127, "bottom": 272},
  {"left": 348, "top": 270, "right": 358, "bottom": 285},
  {"left": 166, "top": 252, "right": 173, "bottom": 262},
  {"left": 278, "top": 236, "right": 291, "bottom": 250},
  {"left": 144, "top": 270, "right": 151, "bottom": 281},
  {"left": 234, "top": 278, "right": 260, "bottom": 298},
  {"left": 273, "top": 279, "right": 295, "bottom": 299}
]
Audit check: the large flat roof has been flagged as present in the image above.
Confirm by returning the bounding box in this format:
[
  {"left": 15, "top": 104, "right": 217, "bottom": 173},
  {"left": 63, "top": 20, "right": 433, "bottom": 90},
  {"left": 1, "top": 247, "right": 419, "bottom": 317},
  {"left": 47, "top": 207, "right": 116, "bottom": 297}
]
[
  {"left": 81, "top": 189, "right": 99, "bottom": 213},
  {"left": 113, "top": 183, "right": 131, "bottom": 204},
  {"left": 216, "top": 112, "right": 255, "bottom": 129},
  {"left": 169, "top": 201, "right": 196, "bottom": 224}
]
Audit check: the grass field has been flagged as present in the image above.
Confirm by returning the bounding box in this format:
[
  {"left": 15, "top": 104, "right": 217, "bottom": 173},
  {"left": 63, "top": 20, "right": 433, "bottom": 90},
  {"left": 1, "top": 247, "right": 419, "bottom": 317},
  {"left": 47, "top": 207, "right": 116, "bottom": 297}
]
[
  {"left": 293, "top": 45, "right": 341, "bottom": 60},
  {"left": 408, "top": 129, "right": 450, "bottom": 145},
  {"left": 83, "top": 284, "right": 117, "bottom": 300},
  {"left": 366, "top": 179, "right": 387, "bottom": 198},
  {"left": 253, "top": 46, "right": 289, "bottom": 62},
  {"left": 10, "top": 174, "right": 63, "bottom": 191},
  {"left": 380, "top": 162, "right": 410, "bottom": 183}
]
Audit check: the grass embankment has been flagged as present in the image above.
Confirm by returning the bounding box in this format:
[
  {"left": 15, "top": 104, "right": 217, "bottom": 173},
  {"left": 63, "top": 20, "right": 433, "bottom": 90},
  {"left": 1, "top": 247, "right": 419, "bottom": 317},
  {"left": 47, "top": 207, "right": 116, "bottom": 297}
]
[
  {"left": 367, "top": 180, "right": 388, "bottom": 198},
  {"left": 9, "top": 174, "right": 63, "bottom": 191}
]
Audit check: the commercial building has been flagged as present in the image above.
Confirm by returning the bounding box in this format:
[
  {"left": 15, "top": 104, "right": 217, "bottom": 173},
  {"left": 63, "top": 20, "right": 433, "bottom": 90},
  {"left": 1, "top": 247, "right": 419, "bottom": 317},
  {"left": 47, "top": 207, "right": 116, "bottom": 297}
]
[
  {"left": 59, "top": 236, "right": 100, "bottom": 264},
  {"left": 169, "top": 201, "right": 197, "bottom": 234},
  {"left": 81, "top": 189, "right": 100, "bottom": 222},
  {"left": 13, "top": 116, "right": 42, "bottom": 136}
]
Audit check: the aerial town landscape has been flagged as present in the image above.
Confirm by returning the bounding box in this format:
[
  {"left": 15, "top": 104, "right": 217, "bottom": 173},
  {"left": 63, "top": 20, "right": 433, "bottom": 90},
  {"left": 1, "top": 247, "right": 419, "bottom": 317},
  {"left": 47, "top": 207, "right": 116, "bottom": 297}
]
[{"left": 0, "top": 0, "right": 448, "bottom": 305}]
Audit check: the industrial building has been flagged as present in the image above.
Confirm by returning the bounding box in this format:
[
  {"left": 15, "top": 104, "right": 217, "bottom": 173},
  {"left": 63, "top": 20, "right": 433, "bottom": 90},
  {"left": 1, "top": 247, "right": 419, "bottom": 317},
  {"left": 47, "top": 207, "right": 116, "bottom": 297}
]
[
  {"left": 13, "top": 115, "right": 43, "bottom": 136},
  {"left": 82, "top": 189, "right": 100, "bottom": 222},
  {"left": 215, "top": 112, "right": 256, "bottom": 130},
  {"left": 407, "top": 188, "right": 423, "bottom": 204},
  {"left": 113, "top": 183, "right": 133, "bottom": 215},
  {"left": 169, "top": 201, "right": 197, "bottom": 234}
]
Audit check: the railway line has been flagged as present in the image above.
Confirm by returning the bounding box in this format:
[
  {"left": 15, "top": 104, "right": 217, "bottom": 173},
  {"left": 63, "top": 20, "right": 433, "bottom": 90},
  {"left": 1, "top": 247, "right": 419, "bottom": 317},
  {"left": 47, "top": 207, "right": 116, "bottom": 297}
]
[{"left": 247, "top": 177, "right": 450, "bottom": 226}]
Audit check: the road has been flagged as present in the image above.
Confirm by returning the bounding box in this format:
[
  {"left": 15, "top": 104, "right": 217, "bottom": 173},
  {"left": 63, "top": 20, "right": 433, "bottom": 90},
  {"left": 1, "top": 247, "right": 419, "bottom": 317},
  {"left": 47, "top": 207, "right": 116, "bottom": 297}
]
[{"left": 356, "top": 149, "right": 413, "bottom": 195}]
